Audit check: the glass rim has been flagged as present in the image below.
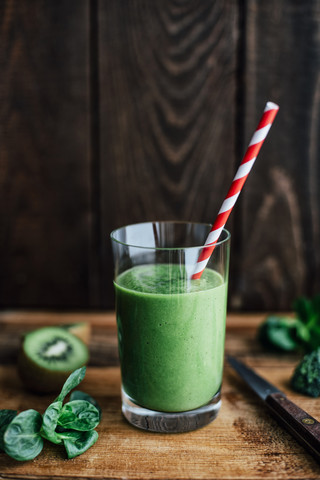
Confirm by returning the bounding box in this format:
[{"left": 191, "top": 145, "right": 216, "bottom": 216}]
[{"left": 110, "top": 221, "right": 231, "bottom": 251}]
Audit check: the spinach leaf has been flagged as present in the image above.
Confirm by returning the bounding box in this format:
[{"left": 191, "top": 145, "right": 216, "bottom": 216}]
[
  {"left": 258, "top": 315, "right": 300, "bottom": 352},
  {"left": 294, "top": 296, "right": 320, "bottom": 351},
  {"left": 293, "top": 297, "right": 314, "bottom": 325},
  {"left": 4, "top": 409, "right": 43, "bottom": 461},
  {"left": 58, "top": 400, "right": 100, "bottom": 431},
  {"left": 259, "top": 295, "right": 320, "bottom": 353},
  {"left": 70, "top": 390, "right": 102, "bottom": 419},
  {"left": 0, "top": 410, "right": 17, "bottom": 451},
  {"left": 62, "top": 429, "right": 98, "bottom": 459},
  {"left": 308, "top": 326, "right": 320, "bottom": 352},
  {"left": 40, "top": 401, "right": 63, "bottom": 444},
  {"left": 56, "top": 366, "right": 86, "bottom": 403},
  {"left": 1, "top": 367, "right": 101, "bottom": 462}
]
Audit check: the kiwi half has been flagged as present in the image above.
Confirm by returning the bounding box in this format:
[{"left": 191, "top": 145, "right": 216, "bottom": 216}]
[{"left": 18, "top": 327, "right": 89, "bottom": 393}]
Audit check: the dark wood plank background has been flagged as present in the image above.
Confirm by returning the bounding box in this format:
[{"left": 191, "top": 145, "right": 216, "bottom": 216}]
[{"left": 0, "top": 0, "right": 319, "bottom": 311}]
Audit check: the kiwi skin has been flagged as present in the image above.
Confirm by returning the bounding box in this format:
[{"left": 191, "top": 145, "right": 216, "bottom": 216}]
[
  {"left": 18, "top": 328, "right": 89, "bottom": 394},
  {"left": 17, "top": 350, "right": 80, "bottom": 394}
]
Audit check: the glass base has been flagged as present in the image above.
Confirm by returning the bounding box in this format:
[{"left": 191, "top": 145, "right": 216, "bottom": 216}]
[{"left": 121, "top": 388, "right": 221, "bottom": 433}]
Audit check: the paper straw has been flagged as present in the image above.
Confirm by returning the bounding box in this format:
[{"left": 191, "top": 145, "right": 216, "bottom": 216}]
[{"left": 192, "top": 101, "right": 279, "bottom": 280}]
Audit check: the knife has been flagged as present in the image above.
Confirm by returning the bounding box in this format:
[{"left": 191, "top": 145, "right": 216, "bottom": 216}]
[{"left": 227, "top": 355, "right": 320, "bottom": 463}]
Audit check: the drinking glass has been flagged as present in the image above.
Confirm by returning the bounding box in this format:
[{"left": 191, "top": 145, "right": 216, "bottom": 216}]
[{"left": 111, "top": 221, "right": 230, "bottom": 433}]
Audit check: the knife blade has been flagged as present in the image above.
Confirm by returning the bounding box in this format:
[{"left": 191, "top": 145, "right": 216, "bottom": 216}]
[{"left": 227, "top": 355, "right": 320, "bottom": 463}]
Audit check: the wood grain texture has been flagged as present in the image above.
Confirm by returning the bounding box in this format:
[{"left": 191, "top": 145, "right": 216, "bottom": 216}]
[
  {"left": 0, "top": 311, "right": 320, "bottom": 478},
  {"left": 232, "top": 0, "right": 320, "bottom": 310},
  {"left": 0, "top": 1, "right": 92, "bottom": 308},
  {"left": 1, "top": 1, "right": 320, "bottom": 311},
  {"left": 98, "top": 0, "right": 238, "bottom": 306}
]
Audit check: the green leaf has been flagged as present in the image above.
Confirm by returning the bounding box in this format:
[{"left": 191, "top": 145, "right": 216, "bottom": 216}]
[
  {"left": 4, "top": 409, "right": 43, "bottom": 461},
  {"left": 0, "top": 410, "right": 17, "bottom": 451},
  {"left": 258, "top": 316, "right": 300, "bottom": 352},
  {"left": 70, "top": 390, "right": 102, "bottom": 419},
  {"left": 1, "top": 367, "right": 101, "bottom": 461},
  {"left": 259, "top": 295, "right": 320, "bottom": 354},
  {"left": 40, "top": 401, "right": 63, "bottom": 444},
  {"left": 58, "top": 400, "right": 100, "bottom": 431},
  {"left": 293, "top": 295, "right": 320, "bottom": 351},
  {"left": 56, "top": 367, "right": 86, "bottom": 403},
  {"left": 267, "top": 325, "right": 298, "bottom": 351},
  {"left": 311, "top": 295, "right": 320, "bottom": 317},
  {"left": 63, "top": 430, "right": 98, "bottom": 459},
  {"left": 293, "top": 297, "right": 313, "bottom": 325},
  {"left": 295, "top": 321, "right": 311, "bottom": 344},
  {"left": 306, "top": 328, "right": 320, "bottom": 352}
]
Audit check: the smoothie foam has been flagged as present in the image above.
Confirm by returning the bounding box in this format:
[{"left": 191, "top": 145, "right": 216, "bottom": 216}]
[{"left": 115, "top": 264, "right": 227, "bottom": 413}]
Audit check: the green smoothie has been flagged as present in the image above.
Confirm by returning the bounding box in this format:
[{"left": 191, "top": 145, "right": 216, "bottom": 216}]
[{"left": 114, "top": 264, "right": 227, "bottom": 413}]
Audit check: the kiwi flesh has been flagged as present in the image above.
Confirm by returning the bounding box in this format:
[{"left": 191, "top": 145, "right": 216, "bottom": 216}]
[{"left": 18, "top": 327, "right": 89, "bottom": 393}]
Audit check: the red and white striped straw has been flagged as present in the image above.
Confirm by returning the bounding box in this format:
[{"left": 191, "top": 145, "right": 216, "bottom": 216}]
[{"left": 192, "top": 101, "right": 279, "bottom": 280}]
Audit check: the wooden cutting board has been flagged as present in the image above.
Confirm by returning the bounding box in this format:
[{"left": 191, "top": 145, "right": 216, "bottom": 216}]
[{"left": 0, "top": 311, "right": 319, "bottom": 479}]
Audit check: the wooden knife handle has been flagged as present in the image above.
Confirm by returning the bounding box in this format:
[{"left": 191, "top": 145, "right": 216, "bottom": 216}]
[{"left": 266, "top": 392, "right": 320, "bottom": 462}]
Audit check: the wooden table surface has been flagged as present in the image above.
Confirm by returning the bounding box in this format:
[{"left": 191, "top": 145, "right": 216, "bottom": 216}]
[{"left": 0, "top": 311, "right": 320, "bottom": 479}]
